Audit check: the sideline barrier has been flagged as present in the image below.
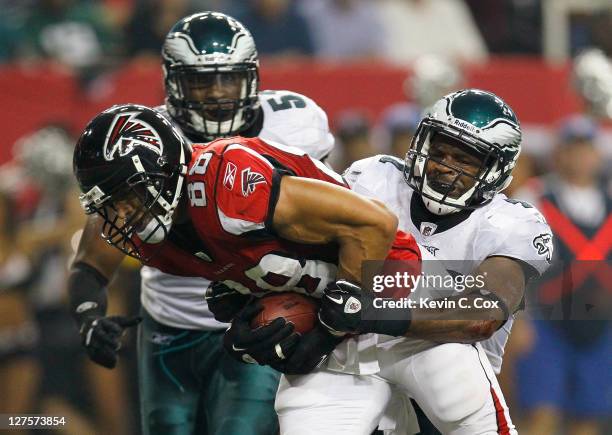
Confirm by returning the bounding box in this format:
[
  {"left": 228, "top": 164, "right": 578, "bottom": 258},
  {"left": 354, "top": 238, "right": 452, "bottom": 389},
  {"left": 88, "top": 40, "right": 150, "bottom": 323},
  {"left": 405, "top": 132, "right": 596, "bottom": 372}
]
[{"left": 0, "top": 57, "right": 584, "bottom": 164}]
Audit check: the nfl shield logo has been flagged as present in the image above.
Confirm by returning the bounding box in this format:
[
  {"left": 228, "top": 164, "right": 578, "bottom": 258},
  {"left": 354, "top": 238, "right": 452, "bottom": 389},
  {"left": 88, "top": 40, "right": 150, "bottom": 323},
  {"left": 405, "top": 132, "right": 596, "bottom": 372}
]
[
  {"left": 420, "top": 222, "right": 438, "bottom": 236},
  {"left": 344, "top": 296, "right": 362, "bottom": 314}
]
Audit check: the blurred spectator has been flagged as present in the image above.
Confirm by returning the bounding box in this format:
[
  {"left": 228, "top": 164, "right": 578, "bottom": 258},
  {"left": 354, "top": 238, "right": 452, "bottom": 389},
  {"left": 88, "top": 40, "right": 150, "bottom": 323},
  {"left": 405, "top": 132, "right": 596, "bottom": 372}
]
[
  {"left": 465, "top": 0, "right": 542, "bottom": 55},
  {"left": 232, "top": 0, "right": 313, "bottom": 58},
  {"left": 0, "top": 0, "right": 35, "bottom": 20},
  {"left": 124, "top": 0, "right": 191, "bottom": 59},
  {"left": 407, "top": 54, "right": 464, "bottom": 110},
  {"left": 515, "top": 115, "right": 611, "bottom": 435},
  {"left": 329, "top": 110, "right": 374, "bottom": 171},
  {"left": 190, "top": 0, "right": 234, "bottom": 12},
  {"left": 0, "top": 18, "right": 22, "bottom": 62},
  {"left": 567, "top": 7, "right": 612, "bottom": 58},
  {"left": 375, "top": 54, "right": 463, "bottom": 159},
  {"left": 589, "top": 8, "right": 612, "bottom": 57},
  {"left": 6, "top": 124, "right": 136, "bottom": 434},
  {"left": 0, "top": 187, "right": 40, "bottom": 434},
  {"left": 505, "top": 152, "right": 537, "bottom": 198},
  {"left": 572, "top": 48, "right": 612, "bottom": 170},
  {"left": 102, "top": 0, "right": 136, "bottom": 30},
  {"left": 378, "top": 0, "right": 488, "bottom": 65},
  {"left": 297, "top": 0, "right": 384, "bottom": 60},
  {"left": 19, "top": 0, "right": 118, "bottom": 83},
  {"left": 573, "top": 48, "right": 612, "bottom": 120},
  {"left": 376, "top": 102, "right": 421, "bottom": 158}
]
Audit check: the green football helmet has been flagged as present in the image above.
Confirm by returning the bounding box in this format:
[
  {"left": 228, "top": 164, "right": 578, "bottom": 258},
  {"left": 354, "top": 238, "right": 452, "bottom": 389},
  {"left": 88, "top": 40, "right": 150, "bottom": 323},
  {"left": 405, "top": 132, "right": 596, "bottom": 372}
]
[
  {"left": 162, "top": 12, "right": 259, "bottom": 139},
  {"left": 404, "top": 89, "right": 522, "bottom": 215}
]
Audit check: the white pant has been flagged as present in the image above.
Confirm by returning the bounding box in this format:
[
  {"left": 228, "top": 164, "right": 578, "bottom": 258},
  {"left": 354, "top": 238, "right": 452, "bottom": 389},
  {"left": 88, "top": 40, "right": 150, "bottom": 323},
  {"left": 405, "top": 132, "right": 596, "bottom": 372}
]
[{"left": 275, "top": 342, "right": 516, "bottom": 435}]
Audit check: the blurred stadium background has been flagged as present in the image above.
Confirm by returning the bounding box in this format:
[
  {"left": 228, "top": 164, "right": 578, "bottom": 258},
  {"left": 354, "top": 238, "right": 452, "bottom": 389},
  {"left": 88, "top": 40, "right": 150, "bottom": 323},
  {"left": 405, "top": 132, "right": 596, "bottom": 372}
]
[{"left": 0, "top": 1, "right": 610, "bottom": 434}]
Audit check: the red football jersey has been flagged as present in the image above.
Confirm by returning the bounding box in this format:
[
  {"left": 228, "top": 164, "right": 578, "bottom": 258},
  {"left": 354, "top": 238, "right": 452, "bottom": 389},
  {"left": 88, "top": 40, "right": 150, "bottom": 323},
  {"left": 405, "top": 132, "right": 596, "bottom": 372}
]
[
  {"left": 140, "top": 136, "right": 346, "bottom": 296},
  {"left": 139, "top": 136, "right": 421, "bottom": 296}
]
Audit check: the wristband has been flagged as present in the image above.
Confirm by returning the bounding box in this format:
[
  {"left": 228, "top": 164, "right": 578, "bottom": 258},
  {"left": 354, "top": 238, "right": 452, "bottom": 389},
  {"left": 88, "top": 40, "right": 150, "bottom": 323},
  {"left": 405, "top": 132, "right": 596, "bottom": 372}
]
[
  {"left": 478, "top": 289, "right": 510, "bottom": 321},
  {"left": 360, "top": 293, "right": 412, "bottom": 336},
  {"left": 68, "top": 261, "right": 109, "bottom": 324}
]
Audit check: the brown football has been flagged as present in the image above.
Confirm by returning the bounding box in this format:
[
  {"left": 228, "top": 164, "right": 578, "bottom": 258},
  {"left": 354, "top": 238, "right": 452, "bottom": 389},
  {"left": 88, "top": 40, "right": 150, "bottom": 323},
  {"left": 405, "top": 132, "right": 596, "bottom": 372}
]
[{"left": 251, "top": 292, "right": 320, "bottom": 334}]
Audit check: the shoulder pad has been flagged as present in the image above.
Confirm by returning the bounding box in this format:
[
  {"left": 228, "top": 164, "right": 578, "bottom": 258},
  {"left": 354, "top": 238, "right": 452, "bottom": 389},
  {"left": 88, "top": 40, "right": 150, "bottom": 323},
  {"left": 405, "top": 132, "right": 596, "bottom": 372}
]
[
  {"left": 377, "top": 155, "right": 406, "bottom": 172},
  {"left": 258, "top": 90, "right": 334, "bottom": 160},
  {"left": 343, "top": 155, "right": 385, "bottom": 187},
  {"left": 343, "top": 154, "right": 407, "bottom": 200},
  {"left": 486, "top": 196, "right": 548, "bottom": 227},
  {"left": 478, "top": 195, "right": 553, "bottom": 275}
]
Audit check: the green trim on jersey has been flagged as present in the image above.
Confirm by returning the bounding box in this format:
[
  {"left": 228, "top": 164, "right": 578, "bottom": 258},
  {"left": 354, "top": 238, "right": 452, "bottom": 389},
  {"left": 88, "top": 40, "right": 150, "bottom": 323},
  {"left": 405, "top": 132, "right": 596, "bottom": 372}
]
[{"left": 138, "top": 309, "right": 280, "bottom": 435}]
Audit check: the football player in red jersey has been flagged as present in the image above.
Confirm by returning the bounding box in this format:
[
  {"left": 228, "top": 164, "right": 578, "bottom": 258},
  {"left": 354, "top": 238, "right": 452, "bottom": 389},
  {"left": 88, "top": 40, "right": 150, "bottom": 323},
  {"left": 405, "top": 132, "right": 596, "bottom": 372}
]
[
  {"left": 70, "top": 12, "right": 341, "bottom": 435},
  {"left": 71, "top": 104, "right": 408, "bottom": 374}
]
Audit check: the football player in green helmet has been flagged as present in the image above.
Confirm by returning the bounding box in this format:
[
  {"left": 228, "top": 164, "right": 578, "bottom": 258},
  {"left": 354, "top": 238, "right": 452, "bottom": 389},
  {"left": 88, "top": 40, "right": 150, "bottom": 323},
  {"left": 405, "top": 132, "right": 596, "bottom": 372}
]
[
  {"left": 275, "top": 89, "right": 551, "bottom": 435},
  {"left": 162, "top": 12, "right": 260, "bottom": 139},
  {"left": 404, "top": 89, "right": 522, "bottom": 215}
]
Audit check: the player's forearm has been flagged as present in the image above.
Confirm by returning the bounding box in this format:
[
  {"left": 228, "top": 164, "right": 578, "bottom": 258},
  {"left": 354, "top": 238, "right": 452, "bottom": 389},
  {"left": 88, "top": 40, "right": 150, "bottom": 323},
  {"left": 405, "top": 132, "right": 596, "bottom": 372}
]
[
  {"left": 405, "top": 293, "right": 505, "bottom": 342},
  {"left": 406, "top": 320, "right": 502, "bottom": 343},
  {"left": 68, "top": 217, "right": 125, "bottom": 324},
  {"left": 68, "top": 261, "right": 110, "bottom": 324},
  {"left": 335, "top": 224, "right": 397, "bottom": 283},
  {"left": 273, "top": 177, "right": 398, "bottom": 283},
  {"left": 403, "top": 257, "right": 526, "bottom": 342}
]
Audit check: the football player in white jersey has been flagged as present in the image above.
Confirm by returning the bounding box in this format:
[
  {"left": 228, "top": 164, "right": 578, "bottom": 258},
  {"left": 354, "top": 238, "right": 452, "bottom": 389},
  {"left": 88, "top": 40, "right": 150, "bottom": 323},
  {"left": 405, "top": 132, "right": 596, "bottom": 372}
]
[
  {"left": 67, "top": 12, "right": 333, "bottom": 435},
  {"left": 274, "top": 89, "right": 554, "bottom": 434}
]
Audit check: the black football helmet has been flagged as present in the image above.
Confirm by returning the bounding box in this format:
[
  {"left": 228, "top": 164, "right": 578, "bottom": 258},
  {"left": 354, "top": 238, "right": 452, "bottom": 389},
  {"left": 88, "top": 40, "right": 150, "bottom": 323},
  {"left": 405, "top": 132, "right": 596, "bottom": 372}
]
[
  {"left": 73, "top": 104, "right": 190, "bottom": 260},
  {"left": 162, "top": 12, "right": 260, "bottom": 139}
]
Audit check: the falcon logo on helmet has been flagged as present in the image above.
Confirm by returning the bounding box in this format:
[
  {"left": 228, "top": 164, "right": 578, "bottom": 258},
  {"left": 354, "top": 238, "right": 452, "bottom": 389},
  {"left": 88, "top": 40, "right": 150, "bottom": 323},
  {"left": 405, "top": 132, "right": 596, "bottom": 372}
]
[
  {"left": 103, "top": 112, "right": 163, "bottom": 161},
  {"left": 74, "top": 104, "right": 190, "bottom": 261}
]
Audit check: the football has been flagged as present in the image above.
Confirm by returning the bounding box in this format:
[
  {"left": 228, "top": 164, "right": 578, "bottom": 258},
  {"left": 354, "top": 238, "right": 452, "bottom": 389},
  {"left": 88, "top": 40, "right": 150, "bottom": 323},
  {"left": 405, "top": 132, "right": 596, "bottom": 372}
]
[{"left": 251, "top": 292, "right": 320, "bottom": 334}]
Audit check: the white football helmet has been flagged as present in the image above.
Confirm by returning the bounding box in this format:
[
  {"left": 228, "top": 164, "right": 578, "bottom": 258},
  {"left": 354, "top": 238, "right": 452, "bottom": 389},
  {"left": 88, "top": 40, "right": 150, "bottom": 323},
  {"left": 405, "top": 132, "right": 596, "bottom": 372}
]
[
  {"left": 404, "top": 89, "right": 522, "bottom": 215},
  {"left": 162, "top": 12, "right": 260, "bottom": 139}
]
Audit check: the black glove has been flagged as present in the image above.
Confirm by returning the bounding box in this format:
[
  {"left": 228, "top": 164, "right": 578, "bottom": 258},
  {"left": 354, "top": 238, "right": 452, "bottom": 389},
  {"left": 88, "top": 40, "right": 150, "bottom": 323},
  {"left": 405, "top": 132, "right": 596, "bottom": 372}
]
[
  {"left": 205, "top": 282, "right": 251, "bottom": 322},
  {"left": 223, "top": 303, "right": 300, "bottom": 366},
  {"left": 319, "top": 280, "right": 411, "bottom": 337},
  {"left": 269, "top": 323, "right": 344, "bottom": 375},
  {"left": 79, "top": 315, "right": 141, "bottom": 369}
]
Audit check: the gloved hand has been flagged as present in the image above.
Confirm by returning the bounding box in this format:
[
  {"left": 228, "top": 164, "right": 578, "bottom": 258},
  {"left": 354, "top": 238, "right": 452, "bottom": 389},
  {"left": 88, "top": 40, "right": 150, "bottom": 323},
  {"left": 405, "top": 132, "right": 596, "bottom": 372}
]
[
  {"left": 205, "top": 282, "right": 251, "bottom": 322},
  {"left": 79, "top": 315, "right": 141, "bottom": 368},
  {"left": 269, "top": 323, "right": 344, "bottom": 375},
  {"left": 223, "top": 303, "right": 300, "bottom": 366},
  {"left": 318, "top": 280, "right": 367, "bottom": 335},
  {"left": 319, "top": 280, "right": 411, "bottom": 337}
]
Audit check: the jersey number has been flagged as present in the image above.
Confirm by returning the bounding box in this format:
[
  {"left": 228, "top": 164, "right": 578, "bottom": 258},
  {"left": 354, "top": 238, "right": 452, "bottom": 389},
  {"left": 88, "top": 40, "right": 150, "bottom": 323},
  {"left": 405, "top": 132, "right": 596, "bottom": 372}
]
[
  {"left": 266, "top": 94, "right": 306, "bottom": 112},
  {"left": 505, "top": 198, "right": 533, "bottom": 209},
  {"left": 187, "top": 153, "right": 212, "bottom": 207},
  {"left": 244, "top": 253, "right": 337, "bottom": 295}
]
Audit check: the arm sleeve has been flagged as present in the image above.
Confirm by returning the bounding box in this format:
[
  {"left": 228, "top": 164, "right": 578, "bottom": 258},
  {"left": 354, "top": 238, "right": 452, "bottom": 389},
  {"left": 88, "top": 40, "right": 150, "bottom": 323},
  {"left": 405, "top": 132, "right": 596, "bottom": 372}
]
[
  {"left": 342, "top": 156, "right": 379, "bottom": 189},
  {"left": 477, "top": 201, "right": 554, "bottom": 277},
  {"left": 214, "top": 145, "right": 279, "bottom": 236},
  {"left": 68, "top": 261, "right": 109, "bottom": 324},
  {"left": 259, "top": 91, "right": 335, "bottom": 161}
]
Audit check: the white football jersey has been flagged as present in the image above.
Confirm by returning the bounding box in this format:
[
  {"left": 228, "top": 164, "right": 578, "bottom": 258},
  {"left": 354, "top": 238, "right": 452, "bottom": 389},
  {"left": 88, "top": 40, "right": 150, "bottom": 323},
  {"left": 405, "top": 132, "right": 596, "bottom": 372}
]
[
  {"left": 258, "top": 90, "right": 335, "bottom": 161},
  {"left": 338, "top": 155, "right": 553, "bottom": 374},
  {"left": 142, "top": 91, "right": 334, "bottom": 330}
]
